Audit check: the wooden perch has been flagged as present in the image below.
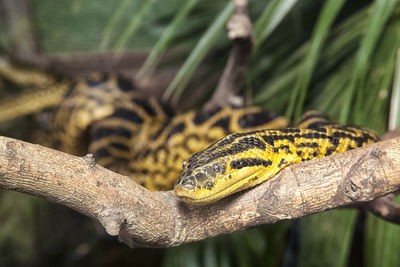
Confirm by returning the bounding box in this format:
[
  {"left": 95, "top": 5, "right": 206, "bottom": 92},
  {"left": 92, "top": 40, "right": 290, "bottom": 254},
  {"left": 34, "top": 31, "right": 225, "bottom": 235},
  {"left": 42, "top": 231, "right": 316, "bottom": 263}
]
[{"left": 0, "top": 130, "right": 400, "bottom": 248}]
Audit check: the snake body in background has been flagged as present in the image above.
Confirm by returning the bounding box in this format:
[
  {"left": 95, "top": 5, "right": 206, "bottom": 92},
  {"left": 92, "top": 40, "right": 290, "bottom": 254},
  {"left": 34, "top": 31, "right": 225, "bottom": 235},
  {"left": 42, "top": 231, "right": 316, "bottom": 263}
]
[
  {"left": 51, "top": 73, "right": 289, "bottom": 192},
  {"left": 0, "top": 63, "right": 378, "bottom": 204}
]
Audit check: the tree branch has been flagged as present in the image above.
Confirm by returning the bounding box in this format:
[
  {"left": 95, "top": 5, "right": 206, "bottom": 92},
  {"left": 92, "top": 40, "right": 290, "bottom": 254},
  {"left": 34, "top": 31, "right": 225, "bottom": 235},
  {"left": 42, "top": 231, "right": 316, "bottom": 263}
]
[
  {"left": 1, "top": 130, "right": 400, "bottom": 248},
  {"left": 1, "top": 0, "right": 40, "bottom": 57},
  {"left": 204, "top": 0, "right": 253, "bottom": 109},
  {"left": 363, "top": 193, "right": 400, "bottom": 224}
]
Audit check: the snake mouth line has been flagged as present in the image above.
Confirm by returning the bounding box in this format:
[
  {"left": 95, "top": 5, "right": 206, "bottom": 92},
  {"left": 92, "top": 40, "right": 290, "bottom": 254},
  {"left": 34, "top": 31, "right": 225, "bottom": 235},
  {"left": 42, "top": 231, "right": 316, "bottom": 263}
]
[{"left": 175, "top": 171, "right": 261, "bottom": 204}]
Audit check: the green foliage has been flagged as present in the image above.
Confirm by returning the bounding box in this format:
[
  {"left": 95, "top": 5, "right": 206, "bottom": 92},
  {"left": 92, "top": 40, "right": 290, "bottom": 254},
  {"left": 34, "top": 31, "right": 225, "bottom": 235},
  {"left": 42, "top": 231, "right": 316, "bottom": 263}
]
[
  {"left": 299, "top": 210, "right": 358, "bottom": 267},
  {"left": 163, "top": 1, "right": 234, "bottom": 103},
  {"left": 137, "top": 0, "right": 198, "bottom": 79},
  {"left": 253, "top": 0, "right": 298, "bottom": 50},
  {"left": 0, "top": 191, "right": 39, "bottom": 265},
  {"left": 163, "top": 223, "right": 292, "bottom": 267},
  {"left": 365, "top": 196, "right": 400, "bottom": 267},
  {"left": 286, "top": 0, "right": 346, "bottom": 120}
]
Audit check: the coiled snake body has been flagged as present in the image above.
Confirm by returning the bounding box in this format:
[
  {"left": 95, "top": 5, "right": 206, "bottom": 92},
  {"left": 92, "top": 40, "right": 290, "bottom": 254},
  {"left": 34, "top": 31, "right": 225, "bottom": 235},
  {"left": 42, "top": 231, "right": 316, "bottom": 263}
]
[
  {"left": 52, "top": 73, "right": 289, "bottom": 192},
  {"left": 1, "top": 67, "right": 378, "bottom": 204}
]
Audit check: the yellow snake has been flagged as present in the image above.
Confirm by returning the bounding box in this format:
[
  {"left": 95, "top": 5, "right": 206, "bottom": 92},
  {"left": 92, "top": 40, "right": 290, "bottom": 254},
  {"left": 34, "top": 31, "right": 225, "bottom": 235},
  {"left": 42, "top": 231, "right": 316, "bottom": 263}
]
[
  {"left": 0, "top": 63, "right": 378, "bottom": 205},
  {"left": 174, "top": 111, "right": 378, "bottom": 203}
]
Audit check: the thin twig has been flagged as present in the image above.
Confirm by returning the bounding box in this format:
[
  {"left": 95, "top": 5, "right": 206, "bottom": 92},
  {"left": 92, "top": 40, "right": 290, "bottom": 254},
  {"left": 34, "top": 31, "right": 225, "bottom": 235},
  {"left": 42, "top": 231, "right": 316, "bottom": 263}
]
[
  {"left": 0, "top": 0, "right": 40, "bottom": 57},
  {"left": 364, "top": 194, "right": 400, "bottom": 224},
  {"left": 204, "top": 0, "right": 254, "bottom": 109}
]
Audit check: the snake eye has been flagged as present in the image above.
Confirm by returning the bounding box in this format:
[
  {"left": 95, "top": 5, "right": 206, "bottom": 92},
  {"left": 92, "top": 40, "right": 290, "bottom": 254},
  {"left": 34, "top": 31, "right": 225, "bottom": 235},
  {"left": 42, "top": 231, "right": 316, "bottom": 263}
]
[{"left": 182, "top": 161, "right": 187, "bottom": 169}]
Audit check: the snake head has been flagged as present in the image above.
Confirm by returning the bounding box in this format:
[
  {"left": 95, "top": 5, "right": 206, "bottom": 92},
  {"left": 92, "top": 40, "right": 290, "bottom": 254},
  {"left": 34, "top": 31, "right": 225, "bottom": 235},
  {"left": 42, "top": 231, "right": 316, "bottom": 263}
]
[{"left": 174, "top": 132, "right": 273, "bottom": 204}]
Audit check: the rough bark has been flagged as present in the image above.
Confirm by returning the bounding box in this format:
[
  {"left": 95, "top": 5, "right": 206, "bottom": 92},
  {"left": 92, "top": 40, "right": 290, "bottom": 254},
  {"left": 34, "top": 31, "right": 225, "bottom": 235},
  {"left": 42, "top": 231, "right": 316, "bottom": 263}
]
[{"left": 0, "top": 130, "right": 400, "bottom": 248}]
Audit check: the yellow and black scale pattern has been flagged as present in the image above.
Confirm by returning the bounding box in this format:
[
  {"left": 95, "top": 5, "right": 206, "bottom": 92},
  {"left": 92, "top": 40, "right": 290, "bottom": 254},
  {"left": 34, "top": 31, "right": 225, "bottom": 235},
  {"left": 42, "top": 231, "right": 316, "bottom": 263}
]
[
  {"left": 174, "top": 111, "right": 378, "bottom": 203},
  {"left": 51, "top": 73, "right": 289, "bottom": 192}
]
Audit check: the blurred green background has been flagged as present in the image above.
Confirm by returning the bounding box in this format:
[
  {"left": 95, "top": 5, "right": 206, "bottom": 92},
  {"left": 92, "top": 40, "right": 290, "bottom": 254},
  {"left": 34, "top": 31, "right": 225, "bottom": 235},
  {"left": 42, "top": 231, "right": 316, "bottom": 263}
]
[{"left": 1, "top": 0, "right": 400, "bottom": 266}]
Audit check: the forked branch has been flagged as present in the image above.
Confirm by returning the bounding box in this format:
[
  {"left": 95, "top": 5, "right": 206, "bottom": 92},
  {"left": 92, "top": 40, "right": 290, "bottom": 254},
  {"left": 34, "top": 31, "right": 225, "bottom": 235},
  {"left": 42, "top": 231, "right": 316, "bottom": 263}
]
[{"left": 0, "top": 130, "right": 400, "bottom": 248}]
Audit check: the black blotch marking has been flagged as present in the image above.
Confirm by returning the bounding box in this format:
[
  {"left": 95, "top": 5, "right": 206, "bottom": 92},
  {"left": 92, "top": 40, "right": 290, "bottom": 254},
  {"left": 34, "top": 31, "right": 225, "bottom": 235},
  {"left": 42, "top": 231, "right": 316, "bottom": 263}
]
[
  {"left": 132, "top": 98, "right": 156, "bottom": 116},
  {"left": 296, "top": 142, "right": 319, "bottom": 148},
  {"left": 331, "top": 131, "right": 375, "bottom": 147},
  {"left": 214, "top": 130, "right": 266, "bottom": 150},
  {"left": 166, "top": 122, "right": 185, "bottom": 141},
  {"left": 294, "top": 132, "right": 340, "bottom": 146},
  {"left": 196, "top": 136, "right": 266, "bottom": 168},
  {"left": 91, "top": 127, "right": 132, "bottom": 140},
  {"left": 113, "top": 108, "right": 143, "bottom": 123},
  {"left": 152, "top": 121, "right": 169, "bottom": 140},
  {"left": 298, "top": 113, "right": 329, "bottom": 124},
  {"left": 333, "top": 125, "right": 357, "bottom": 134},
  {"left": 250, "top": 176, "right": 259, "bottom": 182},
  {"left": 117, "top": 77, "right": 132, "bottom": 92},
  {"left": 312, "top": 151, "right": 318, "bottom": 157},
  {"left": 332, "top": 132, "right": 349, "bottom": 138},
  {"left": 271, "top": 134, "right": 295, "bottom": 142},
  {"left": 141, "top": 148, "right": 151, "bottom": 157},
  {"left": 237, "top": 136, "right": 266, "bottom": 150},
  {"left": 279, "top": 128, "right": 301, "bottom": 133},
  {"left": 312, "top": 127, "right": 327, "bottom": 133},
  {"left": 238, "top": 110, "right": 277, "bottom": 128},
  {"left": 296, "top": 151, "right": 303, "bottom": 157},
  {"left": 94, "top": 148, "right": 110, "bottom": 159},
  {"left": 212, "top": 117, "right": 230, "bottom": 131},
  {"left": 110, "top": 142, "right": 129, "bottom": 151},
  {"left": 278, "top": 145, "right": 290, "bottom": 150},
  {"left": 193, "top": 107, "right": 222, "bottom": 125},
  {"left": 278, "top": 158, "right": 287, "bottom": 168},
  {"left": 297, "top": 132, "right": 327, "bottom": 140},
  {"left": 230, "top": 158, "right": 272, "bottom": 169},
  {"left": 160, "top": 102, "right": 175, "bottom": 118},
  {"left": 306, "top": 121, "right": 331, "bottom": 129},
  {"left": 325, "top": 148, "right": 336, "bottom": 156},
  {"left": 262, "top": 135, "right": 275, "bottom": 146},
  {"left": 153, "top": 147, "right": 162, "bottom": 163},
  {"left": 63, "top": 83, "right": 77, "bottom": 98}
]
